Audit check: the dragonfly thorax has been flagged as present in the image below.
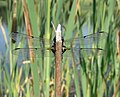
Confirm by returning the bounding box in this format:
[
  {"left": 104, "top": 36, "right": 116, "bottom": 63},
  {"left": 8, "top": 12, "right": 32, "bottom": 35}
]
[
  {"left": 53, "top": 36, "right": 64, "bottom": 45},
  {"left": 51, "top": 36, "right": 66, "bottom": 54}
]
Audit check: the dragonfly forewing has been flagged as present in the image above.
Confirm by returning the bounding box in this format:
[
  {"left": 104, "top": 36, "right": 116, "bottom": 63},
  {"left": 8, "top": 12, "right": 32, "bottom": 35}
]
[
  {"left": 64, "top": 31, "right": 107, "bottom": 48},
  {"left": 10, "top": 32, "right": 53, "bottom": 47}
]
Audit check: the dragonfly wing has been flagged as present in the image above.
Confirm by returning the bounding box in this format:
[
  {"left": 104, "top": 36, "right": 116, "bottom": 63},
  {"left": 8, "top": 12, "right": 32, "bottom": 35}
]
[
  {"left": 10, "top": 32, "right": 31, "bottom": 43},
  {"left": 61, "top": 47, "right": 104, "bottom": 58},
  {"left": 61, "top": 48, "right": 104, "bottom": 64},
  {"left": 9, "top": 32, "right": 53, "bottom": 47},
  {"left": 80, "top": 31, "right": 107, "bottom": 47},
  {"left": 72, "top": 48, "right": 104, "bottom": 58},
  {"left": 12, "top": 48, "right": 55, "bottom": 58},
  {"left": 64, "top": 31, "right": 107, "bottom": 48}
]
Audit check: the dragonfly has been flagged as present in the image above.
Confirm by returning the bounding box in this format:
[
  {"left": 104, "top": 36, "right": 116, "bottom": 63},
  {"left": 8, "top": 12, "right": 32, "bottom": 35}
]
[{"left": 9, "top": 30, "right": 107, "bottom": 61}]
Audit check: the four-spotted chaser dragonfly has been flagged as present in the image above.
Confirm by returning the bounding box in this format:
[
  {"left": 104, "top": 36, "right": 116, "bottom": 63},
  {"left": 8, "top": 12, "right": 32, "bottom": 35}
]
[{"left": 9, "top": 31, "right": 107, "bottom": 59}]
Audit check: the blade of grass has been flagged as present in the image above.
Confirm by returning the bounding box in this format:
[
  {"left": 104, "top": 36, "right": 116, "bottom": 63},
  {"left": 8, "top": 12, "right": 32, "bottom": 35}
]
[
  {"left": 65, "top": 0, "right": 77, "bottom": 39},
  {"left": 44, "top": 0, "right": 51, "bottom": 96},
  {"left": 22, "top": 0, "right": 40, "bottom": 97},
  {"left": 0, "top": 18, "right": 9, "bottom": 48}
]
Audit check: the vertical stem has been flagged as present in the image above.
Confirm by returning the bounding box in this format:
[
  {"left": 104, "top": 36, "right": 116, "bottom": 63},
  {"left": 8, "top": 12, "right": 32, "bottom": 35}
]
[
  {"left": 93, "top": 0, "right": 96, "bottom": 33},
  {"left": 55, "top": 41, "right": 62, "bottom": 97},
  {"left": 11, "top": 0, "right": 17, "bottom": 33},
  {"left": 45, "top": 0, "right": 50, "bottom": 96},
  {"left": 55, "top": 24, "right": 62, "bottom": 97},
  {"left": 22, "top": 0, "right": 40, "bottom": 97},
  {"left": 22, "top": 0, "right": 34, "bottom": 63}
]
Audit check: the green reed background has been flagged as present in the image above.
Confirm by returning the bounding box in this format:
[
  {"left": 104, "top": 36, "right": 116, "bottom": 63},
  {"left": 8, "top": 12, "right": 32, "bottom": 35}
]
[{"left": 0, "top": 0, "right": 120, "bottom": 97}]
